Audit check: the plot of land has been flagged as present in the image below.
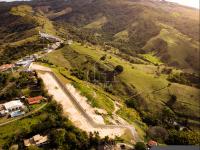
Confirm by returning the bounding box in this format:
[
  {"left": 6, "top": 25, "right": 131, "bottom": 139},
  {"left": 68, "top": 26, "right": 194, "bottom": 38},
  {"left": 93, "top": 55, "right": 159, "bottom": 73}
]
[{"left": 37, "top": 70, "right": 126, "bottom": 138}]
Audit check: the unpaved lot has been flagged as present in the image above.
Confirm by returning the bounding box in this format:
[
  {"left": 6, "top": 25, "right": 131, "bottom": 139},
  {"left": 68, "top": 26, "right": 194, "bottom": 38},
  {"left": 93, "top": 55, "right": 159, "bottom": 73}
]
[{"left": 38, "top": 71, "right": 125, "bottom": 138}]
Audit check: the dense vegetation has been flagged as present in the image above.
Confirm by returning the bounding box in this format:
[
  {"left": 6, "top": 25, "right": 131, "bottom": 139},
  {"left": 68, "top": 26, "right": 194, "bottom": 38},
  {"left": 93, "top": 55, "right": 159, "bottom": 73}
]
[
  {"left": 0, "top": 71, "right": 47, "bottom": 102},
  {"left": 3, "top": 100, "right": 112, "bottom": 150},
  {"left": 0, "top": 0, "right": 199, "bottom": 71}
]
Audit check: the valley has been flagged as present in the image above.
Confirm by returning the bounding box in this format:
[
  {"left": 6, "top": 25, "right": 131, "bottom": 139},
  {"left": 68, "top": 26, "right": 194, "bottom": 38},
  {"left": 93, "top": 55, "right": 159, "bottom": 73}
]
[{"left": 0, "top": 0, "right": 199, "bottom": 149}]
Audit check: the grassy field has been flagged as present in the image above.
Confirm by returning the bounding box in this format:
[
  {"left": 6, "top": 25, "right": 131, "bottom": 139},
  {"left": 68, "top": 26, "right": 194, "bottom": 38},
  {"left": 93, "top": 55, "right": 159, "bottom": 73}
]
[
  {"left": 114, "top": 30, "right": 129, "bottom": 42},
  {"left": 40, "top": 42, "right": 199, "bottom": 140},
  {"left": 116, "top": 106, "right": 147, "bottom": 141},
  {"left": 45, "top": 50, "right": 71, "bottom": 69},
  {"left": 84, "top": 16, "right": 107, "bottom": 29},
  {"left": 73, "top": 82, "right": 115, "bottom": 114},
  {"left": 140, "top": 52, "right": 163, "bottom": 65},
  {"left": 0, "top": 111, "right": 48, "bottom": 147},
  {"left": 143, "top": 24, "right": 199, "bottom": 72},
  {"left": 69, "top": 42, "right": 200, "bottom": 118}
]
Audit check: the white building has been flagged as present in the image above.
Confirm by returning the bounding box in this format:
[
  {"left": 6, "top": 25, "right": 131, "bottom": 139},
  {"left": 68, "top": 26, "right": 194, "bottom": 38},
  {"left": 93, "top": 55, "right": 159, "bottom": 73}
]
[
  {"left": 24, "top": 134, "right": 48, "bottom": 147},
  {"left": 39, "top": 31, "right": 62, "bottom": 42},
  {"left": 67, "top": 40, "right": 73, "bottom": 45},
  {"left": 3, "top": 100, "right": 24, "bottom": 112}
]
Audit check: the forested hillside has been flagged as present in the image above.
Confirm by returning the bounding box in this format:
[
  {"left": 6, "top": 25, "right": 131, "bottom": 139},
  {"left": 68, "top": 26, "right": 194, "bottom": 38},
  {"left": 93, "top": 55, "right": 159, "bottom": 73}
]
[{"left": 0, "top": 0, "right": 199, "bottom": 71}]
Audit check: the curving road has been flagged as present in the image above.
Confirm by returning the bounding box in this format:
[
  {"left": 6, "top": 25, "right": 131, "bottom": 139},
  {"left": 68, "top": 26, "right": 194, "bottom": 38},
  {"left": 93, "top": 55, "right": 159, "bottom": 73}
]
[{"left": 30, "top": 64, "right": 140, "bottom": 142}]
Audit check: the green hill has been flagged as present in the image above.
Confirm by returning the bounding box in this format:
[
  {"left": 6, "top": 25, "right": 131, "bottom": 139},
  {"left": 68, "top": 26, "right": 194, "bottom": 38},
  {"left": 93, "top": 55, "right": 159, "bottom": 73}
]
[
  {"left": 53, "top": 0, "right": 199, "bottom": 72},
  {"left": 0, "top": 0, "right": 199, "bottom": 146}
]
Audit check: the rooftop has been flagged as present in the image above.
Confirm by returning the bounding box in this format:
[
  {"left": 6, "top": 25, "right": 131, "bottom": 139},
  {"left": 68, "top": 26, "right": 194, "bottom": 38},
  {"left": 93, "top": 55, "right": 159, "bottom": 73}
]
[
  {"left": 147, "top": 140, "right": 158, "bottom": 147},
  {"left": 3, "top": 100, "right": 24, "bottom": 110},
  {"left": 24, "top": 134, "right": 48, "bottom": 147},
  {"left": 27, "top": 96, "right": 43, "bottom": 105},
  {"left": 0, "top": 64, "right": 14, "bottom": 71}
]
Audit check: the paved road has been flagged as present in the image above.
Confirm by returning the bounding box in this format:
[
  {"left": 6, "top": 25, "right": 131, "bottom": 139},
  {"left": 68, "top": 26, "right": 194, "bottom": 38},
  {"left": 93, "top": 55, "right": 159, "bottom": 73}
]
[
  {"left": 0, "top": 103, "right": 47, "bottom": 127},
  {"left": 12, "top": 32, "right": 140, "bottom": 142},
  {"left": 31, "top": 65, "right": 140, "bottom": 142}
]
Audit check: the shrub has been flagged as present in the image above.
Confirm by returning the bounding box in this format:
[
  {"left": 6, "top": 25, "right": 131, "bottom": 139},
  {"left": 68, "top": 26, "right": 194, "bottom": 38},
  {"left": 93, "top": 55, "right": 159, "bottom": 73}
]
[
  {"left": 114, "top": 65, "right": 124, "bottom": 74},
  {"left": 135, "top": 142, "right": 146, "bottom": 150},
  {"left": 165, "top": 130, "right": 200, "bottom": 145},
  {"left": 147, "top": 126, "right": 168, "bottom": 142}
]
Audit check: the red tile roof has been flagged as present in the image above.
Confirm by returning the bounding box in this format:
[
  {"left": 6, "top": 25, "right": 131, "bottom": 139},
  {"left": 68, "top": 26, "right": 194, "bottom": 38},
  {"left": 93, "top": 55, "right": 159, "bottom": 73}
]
[
  {"left": 147, "top": 140, "right": 158, "bottom": 147},
  {"left": 0, "top": 64, "right": 14, "bottom": 71},
  {"left": 27, "top": 96, "right": 43, "bottom": 105}
]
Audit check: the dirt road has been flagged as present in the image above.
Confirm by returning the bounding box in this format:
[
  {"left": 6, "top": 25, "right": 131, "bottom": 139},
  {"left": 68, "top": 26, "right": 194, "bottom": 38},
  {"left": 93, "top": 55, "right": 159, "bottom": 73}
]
[{"left": 30, "top": 64, "right": 139, "bottom": 141}]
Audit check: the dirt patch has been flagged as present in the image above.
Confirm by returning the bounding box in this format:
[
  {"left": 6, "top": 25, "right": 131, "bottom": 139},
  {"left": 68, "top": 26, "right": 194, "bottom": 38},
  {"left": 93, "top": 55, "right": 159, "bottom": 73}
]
[{"left": 38, "top": 71, "right": 125, "bottom": 138}]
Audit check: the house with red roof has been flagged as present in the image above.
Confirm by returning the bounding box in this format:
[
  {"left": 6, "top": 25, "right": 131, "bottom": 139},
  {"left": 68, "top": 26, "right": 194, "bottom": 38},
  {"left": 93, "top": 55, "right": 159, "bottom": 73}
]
[
  {"left": 0, "top": 64, "right": 14, "bottom": 72},
  {"left": 27, "top": 96, "right": 43, "bottom": 105},
  {"left": 147, "top": 140, "right": 158, "bottom": 149}
]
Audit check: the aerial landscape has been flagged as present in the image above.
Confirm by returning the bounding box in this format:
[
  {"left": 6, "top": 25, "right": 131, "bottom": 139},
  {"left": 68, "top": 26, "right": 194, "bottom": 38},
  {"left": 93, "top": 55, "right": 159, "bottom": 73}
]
[{"left": 0, "top": 0, "right": 199, "bottom": 149}]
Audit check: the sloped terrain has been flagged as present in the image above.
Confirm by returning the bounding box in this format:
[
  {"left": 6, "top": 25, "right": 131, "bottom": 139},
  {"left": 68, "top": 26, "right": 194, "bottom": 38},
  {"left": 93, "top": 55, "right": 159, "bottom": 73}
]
[
  {"left": 0, "top": 0, "right": 199, "bottom": 146},
  {"left": 53, "top": 0, "right": 199, "bottom": 72}
]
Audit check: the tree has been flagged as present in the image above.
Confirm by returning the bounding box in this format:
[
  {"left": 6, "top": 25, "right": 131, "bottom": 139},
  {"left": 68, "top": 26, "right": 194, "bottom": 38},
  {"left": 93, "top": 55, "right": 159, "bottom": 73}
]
[
  {"left": 114, "top": 65, "right": 124, "bottom": 74},
  {"left": 161, "top": 107, "right": 176, "bottom": 127},
  {"left": 100, "top": 55, "right": 106, "bottom": 61},
  {"left": 50, "top": 129, "right": 66, "bottom": 147},
  {"left": 147, "top": 126, "right": 168, "bottom": 142},
  {"left": 134, "top": 142, "right": 146, "bottom": 150},
  {"left": 165, "top": 130, "right": 200, "bottom": 145},
  {"left": 166, "top": 94, "right": 177, "bottom": 107},
  {"left": 0, "top": 73, "right": 9, "bottom": 87},
  {"left": 125, "top": 99, "right": 138, "bottom": 109}
]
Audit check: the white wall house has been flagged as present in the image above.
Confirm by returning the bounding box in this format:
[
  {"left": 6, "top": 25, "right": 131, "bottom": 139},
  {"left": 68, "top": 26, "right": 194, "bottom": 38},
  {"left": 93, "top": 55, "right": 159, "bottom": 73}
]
[{"left": 3, "top": 100, "right": 24, "bottom": 112}]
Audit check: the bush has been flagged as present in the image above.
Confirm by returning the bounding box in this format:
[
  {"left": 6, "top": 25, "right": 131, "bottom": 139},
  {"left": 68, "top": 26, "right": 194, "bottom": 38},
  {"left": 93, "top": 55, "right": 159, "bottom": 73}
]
[
  {"left": 135, "top": 142, "right": 146, "bottom": 150},
  {"left": 125, "top": 99, "right": 138, "bottom": 109},
  {"left": 114, "top": 65, "right": 124, "bottom": 74},
  {"left": 166, "top": 94, "right": 177, "bottom": 107},
  {"left": 165, "top": 130, "right": 200, "bottom": 145},
  {"left": 0, "top": 72, "right": 9, "bottom": 87},
  {"left": 100, "top": 55, "right": 106, "bottom": 61},
  {"left": 147, "top": 126, "right": 168, "bottom": 142}
]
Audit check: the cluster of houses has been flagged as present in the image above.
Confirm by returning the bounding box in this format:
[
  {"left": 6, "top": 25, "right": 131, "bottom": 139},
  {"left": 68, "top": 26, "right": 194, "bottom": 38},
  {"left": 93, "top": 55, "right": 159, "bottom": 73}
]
[
  {"left": 43, "top": 42, "right": 63, "bottom": 53},
  {"left": 39, "top": 31, "right": 63, "bottom": 43},
  {"left": 0, "top": 31, "right": 72, "bottom": 73},
  {"left": 0, "top": 96, "right": 44, "bottom": 118},
  {"left": 0, "top": 55, "right": 39, "bottom": 73},
  {"left": 15, "top": 54, "right": 39, "bottom": 68},
  {"left": 39, "top": 31, "right": 65, "bottom": 53}
]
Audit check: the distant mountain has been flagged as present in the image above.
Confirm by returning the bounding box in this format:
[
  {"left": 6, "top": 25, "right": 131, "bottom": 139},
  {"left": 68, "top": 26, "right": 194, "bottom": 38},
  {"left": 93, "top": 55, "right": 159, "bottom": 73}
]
[
  {"left": 0, "top": 0, "right": 199, "bottom": 71},
  {"left": 56, "top": 0, "right": 199, "bottom": 72}
]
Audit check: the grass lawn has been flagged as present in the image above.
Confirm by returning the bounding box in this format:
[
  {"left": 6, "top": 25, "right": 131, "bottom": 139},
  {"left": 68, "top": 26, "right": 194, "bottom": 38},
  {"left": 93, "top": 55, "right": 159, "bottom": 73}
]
[
  {"left": 116, "top": 107, "right": 141, "bottom": 124},
  {"left": 0, "top": 112, "right": 48, "bottom": 147},
  {"left": 29, "top": 102, "right": 46, "bottom": 111},
  {"left": 116, "top": 107, "right": 147, "bottom": 141},
  {"left": 72, "top": 82, "right": 115, "bottom": 114},
  {"left": 140, "top": 52, "right": 163, "bottom": 65},
  {"left": 45, "top": 49, "right": 71, "bottom": 69},
  {"left": 143, "top": 24, "right": 199, "bottom": 71}
]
